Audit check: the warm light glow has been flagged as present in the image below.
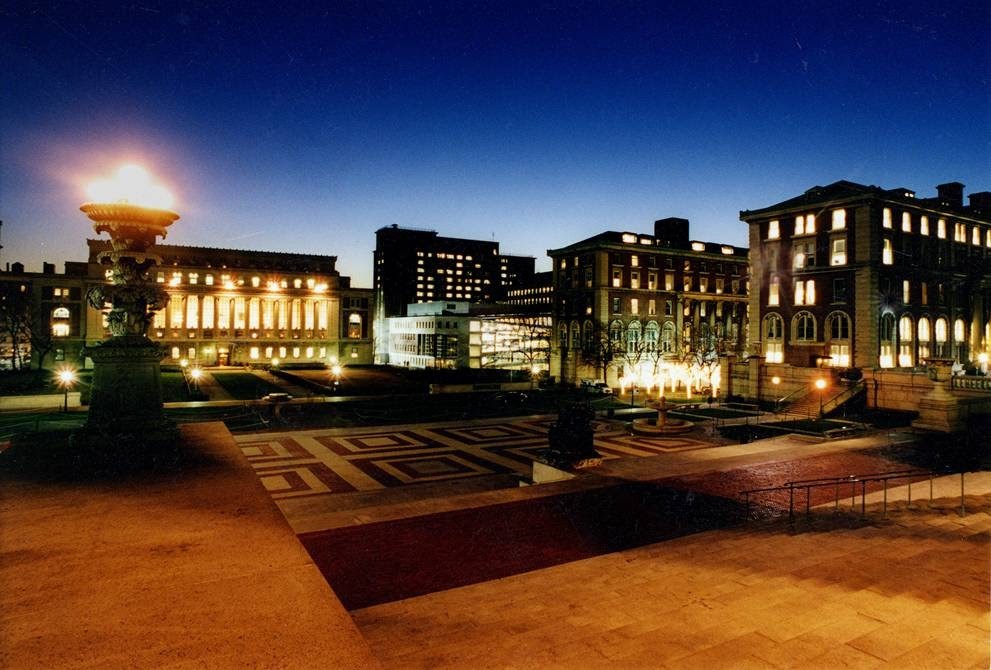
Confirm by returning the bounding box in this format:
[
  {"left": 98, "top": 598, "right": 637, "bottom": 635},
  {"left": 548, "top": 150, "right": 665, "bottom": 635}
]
[
  {"left": 978, "top": 353, "right": 989, "bottom": 364},
  {"left": 771, "top": 376, "right": 781, "bottom": 385},
  {"left": 57, "top": 368, "right": 77, "bottom": 386},
  {"left": 85, "top": 164, "right": 175, "bottom": 209},
  {"left": 331, "top": 364, "right": 342, "bottom": 377},
  {"left": 190, "top": 367, "right": 203, "bottom": 380},
  {"left": 271, "top": 358, "right": 280, "bottom": 367},
  {"left": 814, "top": 378, "right": 827, "bottom": 390},
  {"left": 179, "top": 358, "right": 189, "bottom": 368}
]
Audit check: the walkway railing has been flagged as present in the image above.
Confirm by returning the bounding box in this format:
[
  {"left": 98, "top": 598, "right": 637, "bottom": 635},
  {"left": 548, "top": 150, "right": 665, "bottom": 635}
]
[
  {"left": 740, "top": 468, "right": 971, "bottom": 522},
  {"left": 952, "top": 376, "right": 991, "bottom": 391},
  {"left": 820, "top": 380, "right": 866, "bottom": 416}
]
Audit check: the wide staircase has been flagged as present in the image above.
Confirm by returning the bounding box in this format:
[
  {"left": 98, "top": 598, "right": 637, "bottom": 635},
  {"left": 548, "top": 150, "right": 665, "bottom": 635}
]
[{"left": 354, "top": 473, "right": 991, "bottom": 669}]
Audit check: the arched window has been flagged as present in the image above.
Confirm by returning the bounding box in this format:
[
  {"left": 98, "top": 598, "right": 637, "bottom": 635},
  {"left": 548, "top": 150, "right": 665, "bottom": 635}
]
[
  {"left": 626, "top": 321, "right": 642, "bottom": 354},
  {"left": 570, "top": 321, "right": 581, "bottom": 349},
  {"left": 699, "top": 323, "right": 714, "bottom": 353},
  {"left": 582, "top": 320, "right": 594, "bottom": 352},
  {"left": 917, "top": 317, "right": 931, "bottom": 361},
  {"left": 953, "top": 318, "right": 967, "bottom": 361},
  {"left": 609, "top": 320, "right": 624, "bottom": 344},
  {"left": 661, "top": 321, "right": 676, "bottom": 353},
  {"left": 348, "top": 313, "right": 362, "bottom": 339},
  {"left": 52, "top": 306, "right": 70, "bottom": 319},
  {"left": 934, "top": 317, "right": 948, "bottom": 359},
  {"left": 898, "top": 315, "right": 914, "bottom": 367},
  {"left": 558, "top": 323, "right": 568, "bottom": 347},
  {"left": 763, "top": 313, "right": 784, "bottom": 363},
  {"left": 826, "top": 311, "right": 851, "bottom": 367},
  {"left": 793, "top": 311, "right": 816, "bottom": 342},
  {"left": 644, "top": 321, "right": 659, "bottom": 352},
  {"left": 879, "top": 313, "right": 896, "bottom": 367}
]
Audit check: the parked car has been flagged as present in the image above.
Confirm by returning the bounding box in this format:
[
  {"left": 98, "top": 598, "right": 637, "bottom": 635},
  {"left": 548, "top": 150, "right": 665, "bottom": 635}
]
[
  {"left": 580, "top": 380, "right": 613, "bottom": 395},
  {"left": 493, "top": 391, "right": 528, "bottom": 406}
]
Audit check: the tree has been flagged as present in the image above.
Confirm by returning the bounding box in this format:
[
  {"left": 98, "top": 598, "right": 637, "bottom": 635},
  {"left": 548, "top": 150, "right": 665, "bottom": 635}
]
[
  {"left": 480, "top": 316, "right": 551, "bottom": 373},
  {"left": 0, "top": 281, "right": 32, "bottom": 370},
  {"left": 579, "top": 320, "right": 625, "bottom": 382}
]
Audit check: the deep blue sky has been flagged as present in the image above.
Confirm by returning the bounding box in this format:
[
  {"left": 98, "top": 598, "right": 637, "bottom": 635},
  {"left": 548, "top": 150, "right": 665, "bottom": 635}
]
[{"left": 2, "top": 1, "right": 988, "bottom": 285}]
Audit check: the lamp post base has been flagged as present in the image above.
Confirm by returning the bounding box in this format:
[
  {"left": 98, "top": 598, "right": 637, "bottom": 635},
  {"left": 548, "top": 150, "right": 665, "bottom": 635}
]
[{"left": 80, "top": 336, "right": 179, "bottom": 451}]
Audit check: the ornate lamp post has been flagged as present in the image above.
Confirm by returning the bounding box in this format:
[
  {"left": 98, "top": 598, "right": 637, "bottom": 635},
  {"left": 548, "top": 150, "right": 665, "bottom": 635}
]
[
  {"left": 56, "top": 368, "right": 77, "bottom": 412},
  {"left": 77, "top": 165, "right": 179, "bottom": 448}
]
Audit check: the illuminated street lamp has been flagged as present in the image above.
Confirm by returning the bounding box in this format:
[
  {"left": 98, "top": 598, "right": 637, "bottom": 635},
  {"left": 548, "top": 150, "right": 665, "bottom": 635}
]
[
  {"left": 814, "top": 378, "right": 828, "bottom": 418},
  {"left": 330, "top": 363, "right": 342, "bottom": 393},
  {"left": 78, "top": 164, "right": 180, "bottom": 447},
  {"left": 189, "top": 367, "right": 203, "bottom": 391},
  {"left": 56, "top": 368, "right": 77, "bottom": 412}
]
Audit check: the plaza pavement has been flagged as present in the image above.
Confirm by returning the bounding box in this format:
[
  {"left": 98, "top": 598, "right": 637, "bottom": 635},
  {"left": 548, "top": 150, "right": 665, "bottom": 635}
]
[
  {"left": 233, "top": 416, "right": 988, "bottom": 667},
  {"left": 352, "top": 473, "right": 990, "bottom": 669}
]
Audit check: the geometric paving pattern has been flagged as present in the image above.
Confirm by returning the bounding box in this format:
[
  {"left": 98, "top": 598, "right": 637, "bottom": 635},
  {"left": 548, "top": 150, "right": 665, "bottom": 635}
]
[{"left": 234, "top": 417, "right": 711, "bottom": 499}]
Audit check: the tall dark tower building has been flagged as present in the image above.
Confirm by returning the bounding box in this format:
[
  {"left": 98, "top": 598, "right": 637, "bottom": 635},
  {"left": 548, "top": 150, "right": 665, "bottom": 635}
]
[{"left": 372, "top": 225, "right": 535, "bottom": 362}]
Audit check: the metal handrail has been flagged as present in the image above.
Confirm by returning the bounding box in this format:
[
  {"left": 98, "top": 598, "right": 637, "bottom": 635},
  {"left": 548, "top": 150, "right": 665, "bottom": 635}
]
[
  {"left": 820, "top": 380, "right": 866, "bottom": 415},
  {"left": 740, "top": 467, "right": 968, "bottom": 521}
]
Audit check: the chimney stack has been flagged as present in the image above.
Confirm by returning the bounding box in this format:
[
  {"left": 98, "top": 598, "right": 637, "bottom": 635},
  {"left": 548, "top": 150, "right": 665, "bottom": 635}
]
[
  {"left": 654, "top": 217, "right": 690, "bottom": 248},
  {"left": 936, "top": 182, "right": 964, "bottom": 208},
  {"left": 967, "top": 191, "right": 991, "bottom": 213}
]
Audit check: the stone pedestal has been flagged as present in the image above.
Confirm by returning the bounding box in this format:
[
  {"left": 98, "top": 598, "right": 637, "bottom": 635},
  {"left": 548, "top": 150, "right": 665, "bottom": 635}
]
[
  {"left": 75, "top": 336, "right": 178, "bottom": 452},
  {"left": 912, "top": 359, "right": 965, "bottom": 433}
]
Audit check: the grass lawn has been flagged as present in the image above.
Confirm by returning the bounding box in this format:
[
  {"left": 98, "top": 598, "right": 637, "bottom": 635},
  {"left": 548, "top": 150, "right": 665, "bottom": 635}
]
[
  {"left": 211, "top": 371, "right": 285, "bottom": 400},
  {"left": 0, "top": 369, "right": 93, "bottom": 397},
  {"left": 160, "top": 372, "right": 194, "bottom": 403}
]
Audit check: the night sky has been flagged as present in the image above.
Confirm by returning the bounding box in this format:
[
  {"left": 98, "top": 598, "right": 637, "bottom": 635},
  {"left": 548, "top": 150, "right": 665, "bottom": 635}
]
[{"left": 2, "top": 1, "right": 988, "bottom": 285}]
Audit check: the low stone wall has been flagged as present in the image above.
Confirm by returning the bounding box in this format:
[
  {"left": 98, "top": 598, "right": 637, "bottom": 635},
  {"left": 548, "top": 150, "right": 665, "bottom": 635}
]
[
  {"left": 0, "top": 392, "right": 81, "bottom": 411},
  {"left": 428, "top": 381, "right": 533, "bottom": 394}
]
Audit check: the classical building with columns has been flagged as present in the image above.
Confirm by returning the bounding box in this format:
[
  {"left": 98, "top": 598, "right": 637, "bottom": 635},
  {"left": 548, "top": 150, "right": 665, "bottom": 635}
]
[
  {"left": 547, "top": 218, "right": 749, "bottom": 387},
  {"left": 85, "top": 241, "right": 375, "bottom": 367},
  {"left": 1, "top": 241, "right": 373, "bottom": 370}
]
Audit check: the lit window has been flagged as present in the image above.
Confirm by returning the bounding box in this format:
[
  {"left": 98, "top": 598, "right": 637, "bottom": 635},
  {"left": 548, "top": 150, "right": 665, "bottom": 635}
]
[
  {"left": 973, "top": 227, "right": 981, "bottom": 246},
  {"left": 793, "top": 240, "right": 815, "bottom": 269},
  {"left": 631, "top": 255, "right": 639, "bottom": 267},
  {"left": 831, "top": 210, "right": 846, "bottom": 230},
  {"left": 954, "top": 222, "right": 967, "bottom": 242},
  {"left": 648, "top": 299, "right": 656, "bottom": 315},
  {"left": 882, "top": 239, "right": 893, "bottom": 265},
  {"left": 171, "top": 347, "right": 180, "bottom": 360},
  {"left": 902, "top": 280, "right": 910, "bottom": 303},
  {"left": 919, "top": 216, "right": 929, "bottom": 236},
  {"left": 763, "top": 313, "right": 784, "bottom": 363},
  {"left": 768, "top": 220, "right": 780, "bottom": 239},
  {"left": 188, "top": 273, "right": 198, "bottom": 285},
  {"left": 699, "top": 277, "right": 708, "bottom": 293},
  {"left": 52, "top": 323, "right": 70, "bottom": 337},
  {"left": 795, "top": 214, "right": 815, "bottom": 235},
  {"left": 170, "top": 272, "right": 182, "bottom": 287},
  {"left": 664, "top": 272, "right": 674, "bottom": 291},
  {"left": 157, "top": 272, "right": 165, "bottom": 283},
  {"left": 768, "top": 276, "right": 780, "bottom": 306},
  {"left": 901, "top": 212, "right": 911, "bottom": 233},
  {"left": 250, "top": 346, "right": 259, "bottom": 360},
  {"left": 294, "top": 278, "right": 302, "bottom": 289},
  {"left": 691, "top": 242, "right": 705, "bottom": 251},
  {"left": 631, "top": 298, "right": 639, "bottom": 315},
  {"left": 348, "top": 313, "right": 362, "bottom": 339},
  {"left": 937, "top": 218, "right": 946, "bottom": 239},
  {"left": 612, "top": 269, "right": 621, "bottom": 288},
  {"left": 251, "top": 276, "right": 260, "bottom": 287},
  {"left": 630, "top": 271, "right": 640, "bottom": 289},
  {"left": 621, "top": 233, "right": 637, "bottom": 243},
  {"left": 830, "top": 238, "right": 847, "bottom": 265},
  {"left": 721, "top": 246, "right": 734, "bottom": 255},
  {"left": 898, "top": 316, "right": 913, "bottom": 367},
  {"left": 883, "top": 208, "right": 893, "bottom": 229}
]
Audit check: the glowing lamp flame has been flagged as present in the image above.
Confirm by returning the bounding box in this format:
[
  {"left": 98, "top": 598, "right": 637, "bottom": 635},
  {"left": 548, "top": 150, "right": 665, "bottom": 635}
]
[{"left": 86, "top": 164, "right": 175, "bottom": 210}]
